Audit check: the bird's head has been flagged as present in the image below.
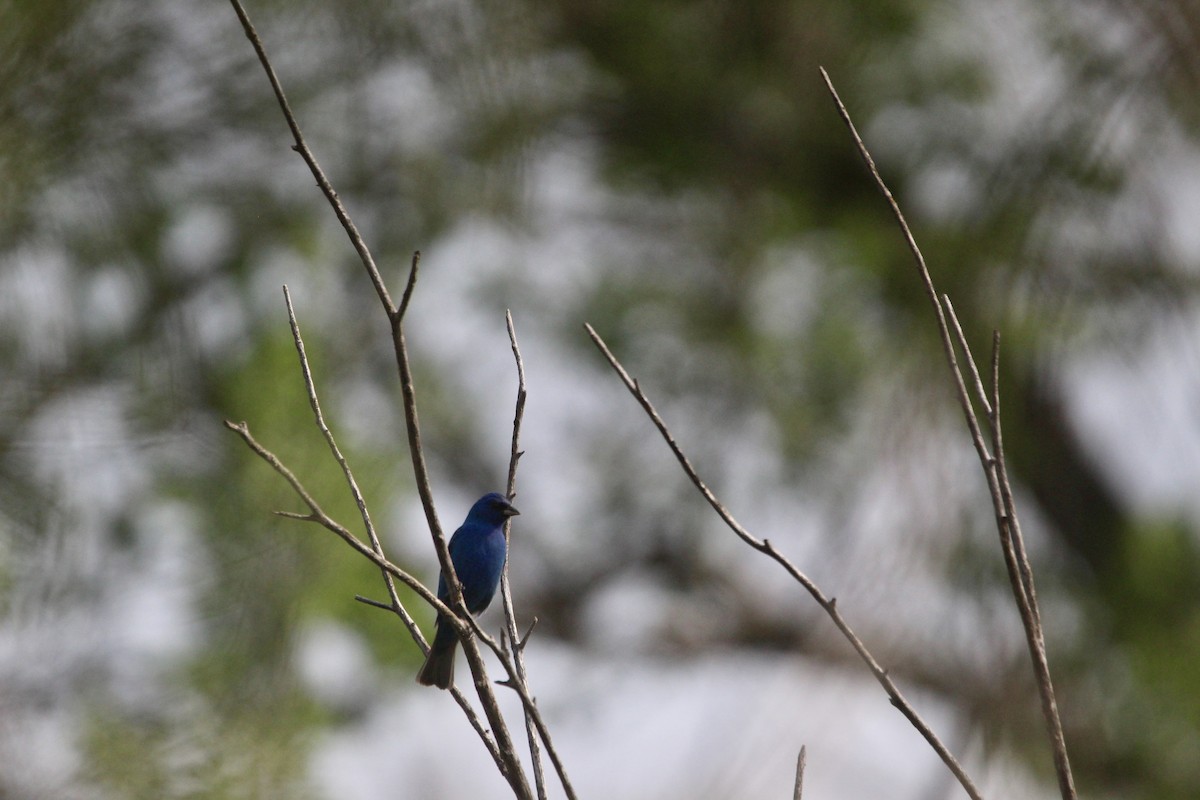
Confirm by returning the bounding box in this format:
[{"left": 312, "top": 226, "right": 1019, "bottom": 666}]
[{"left": 468, "top": 492, "right": 521, "bottom": 526}]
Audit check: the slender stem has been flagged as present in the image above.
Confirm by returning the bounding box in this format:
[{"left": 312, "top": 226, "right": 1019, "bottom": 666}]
[
  {"left": 224, "top": 419, "right": 506, "bottom": 768},
  {"left": 225, "top": 2, "right": 532, "bottom": 795},
  {"left": 398, "top": 251, "right": 421, "bottom": 321},
  {"left": 386, "top": 261, "right": 458, "bottom": 609},
  {"left": 227, "top": 0, "right": 395, "bottom": 315},
  {"left": 385, "top": 198, "right": 532, "bottom": 800},
  {"left": 942, "top": 295, "right": 993, "bottom": 420},
  {"left": 821, "top": 67, "right": 1076, "bottom": 800},
  {"left": 585, "top": 324, "right": 984, "bottom": 800},
  {"left": 988, "top": 338, "right": 1076, "bottom": 800},
  {"left": 465, "top": 615, "right": 579, "bottom": 800},
  {"left": 793, "top": 746, "right": 807, "bottom": 800},
  {"left": 282, "top": 285, "right": 407, "bottom": 616},
  {"left": 499, "top": 311, "right": 550, "bottom": 800},
  {"left": 222, "top": 421, "right": 436, "bottom": 610}
]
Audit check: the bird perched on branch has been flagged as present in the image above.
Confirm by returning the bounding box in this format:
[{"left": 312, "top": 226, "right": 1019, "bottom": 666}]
[{"left": 417, "top": 492, "right": 519, "bottom": 689}]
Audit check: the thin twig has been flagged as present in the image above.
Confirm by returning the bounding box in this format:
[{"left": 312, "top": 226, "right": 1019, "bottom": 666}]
[
  {"left": 987, "top": 338, "right": 1075, "bottom": 800},
  {"left": 584, "top": 325, "right": 984, "bottom": 800},
  {"left": 386, "top": 218, "right": 534, "bottom": 800},
  {"left": 518, "top": 617, "right": 538, "bottom": 651},
  {"left": 227, "top": 1, "right": 537, "bottom": 795},
  {"left": 820, "top": 68, "right": 993, "bottom": 479},
  {"left": 821, "top": 67, "right": 1076, "bottom": 800},
  {"left": 942, "top": 295, "right": 993, "bottom": 420},
  {"left": 227, "top": 0, "right": 395, "bottom": 315},
  {"left": 942, "top": 306, "right": 1074, "bottom": 799},
  {"left": 793, "top": 745, "right": 807, "bottom": 800},
  {"left": 223, "top": 419, "right": 506, "bottom": 767},
  {"left": 387, "top": 260, "right": 460, "bottom": 613},
  {"left": 460, "top": 611, "right": 578, "bottom": 800},
  {"left": 398, "top": 251, "right": 421, "bottom": 321},
  {"left": 498, "top": 311, "right": 550, "bottom": 800},
  {"left": 227, "top": 0, "right": 464, "bottom": 623},
  {"left": 355, "top": 595, "right": 395, "bottom": 612},
  {"left": 498, "top": 311, "right": 578, "bottom": 800},
  {"left": 222, "top": 421, "right": 435, "bottom": 609},
  {"left": 283, "top": 285, "right": 410, "bottom": 623},
  {"left": 940, "top": 301, "right": 1022, "bottom": 583},
  {"left": 352, "top": 598, "right": 514, "bottom": 762}
]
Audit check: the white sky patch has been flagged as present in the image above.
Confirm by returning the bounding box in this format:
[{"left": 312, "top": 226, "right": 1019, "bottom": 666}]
[
  {"left": 1064, "top": 313, "right": 1200, "bottom": 524},
  {"left": 310, "top": 645, "right": 1054, "bottom": 800}
]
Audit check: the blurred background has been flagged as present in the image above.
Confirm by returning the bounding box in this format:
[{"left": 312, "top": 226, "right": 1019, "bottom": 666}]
[{"left": 2, "top": 0, "right": 1199, "bottom": 797}]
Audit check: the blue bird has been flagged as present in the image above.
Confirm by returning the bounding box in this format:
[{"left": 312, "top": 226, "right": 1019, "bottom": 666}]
[{"left": 417, "top": 492, "right": 519, "bottom": 689}]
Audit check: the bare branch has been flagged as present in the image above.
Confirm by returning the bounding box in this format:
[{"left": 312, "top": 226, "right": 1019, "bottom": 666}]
[
  {"left": 225, "top": 2, "right": 544, "bottom": 796},
  {"left": 518, "top": 617, "right": 538, "bottom": 652},
  {"left": 990, "top": 331, "right": 1001, "bottom": 426},
  {"left": 282, "top": 285, "right": 410, "bottom": 622},
  {"left": 497, "top": 309, "right": 545, "bottom": 800},
  {"left": 821, "top": 68, "right": 1077, "bottom": 800},
  {"left": 398, "top": 251, "right": 421, "bottom": 322},
  {"left": 352, "top": 596, "right": 509, "bottom": 765},
  {"left": 459, "top": 611, "right": 577, "bottom": 800},
  {"left": 374, "top": 251, "right": 467, "bottom": 635},
  {"left": 274, "top": 510, "right": 317, "bottom": 522},
  {"left": 988, "top": 338, "right": 1075, "bottom": 800},
  {"left": 223, "top": 419, "right": 520, "bottom": 782},
  {"left": 497, "top": 310, "right": 577, "bottom": 800},
  {"left": 226, "top": 0, "right": 462, "bottom": 630},
  {"left": 354, "top": 595, "right": 395, "bottom": 612},
  {"left": 584, "top": 325, "right": 984, "bottom": 800},
  {"left": 942, "top": 295, "right": 993, "bottom": 420},
  {"left": 793, "top": 745, "right": 807, "bottom": 800},
  {"left": 382, "top": 307, "right": 461, "bottom": 615},
  {"left": 227, "top": 0, "right": 395, "bottom": 315},
  {"left": 222, "top": 420, "right": 447, "bottom": 620}
]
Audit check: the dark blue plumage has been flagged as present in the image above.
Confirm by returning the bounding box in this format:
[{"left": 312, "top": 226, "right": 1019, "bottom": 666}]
[{"left": 417, "top": 492, "right": 519, "bottom": 688}]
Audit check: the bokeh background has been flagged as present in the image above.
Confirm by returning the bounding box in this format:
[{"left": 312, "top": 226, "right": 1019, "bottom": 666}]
[{"left": 2, "top": 0, "right": 1199, "bottom": 798}]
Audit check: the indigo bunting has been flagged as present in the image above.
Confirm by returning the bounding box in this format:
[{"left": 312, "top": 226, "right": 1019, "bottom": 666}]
[{"left": 417, "top": 492, "right": 519, "bottom": 689}]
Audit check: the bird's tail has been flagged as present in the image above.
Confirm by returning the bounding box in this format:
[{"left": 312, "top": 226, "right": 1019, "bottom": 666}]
[{"left": 416, "top": 620, "right": 458, "bottom": 689}]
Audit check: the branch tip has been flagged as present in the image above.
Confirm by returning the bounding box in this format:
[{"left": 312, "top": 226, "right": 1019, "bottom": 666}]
[
  {"left": 355, "top": 595, "right": 395, "bottom": 612},
  {"left": 793, "top": 745, "right": 807, "bottom": 800},
  {"left": 518, "top": 617, "right": 539, "bottom": 650}
]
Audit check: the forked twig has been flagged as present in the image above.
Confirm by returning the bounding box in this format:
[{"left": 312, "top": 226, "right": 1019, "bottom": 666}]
[
  {"left": 460, "top": 613, "right": 578, "bottom": 800},
  {"left": 226, "top": 2, "right": 535, "bottom": 796},
  {"left": 227, "top": 0, "right": 394, "bottom": 315},
  {"left": 282, "top": 285, "right": 409, "bottom": 621},
  {"left": 585, "top": 325, "right": 984, "bottom": 800},
  {"left": 498, "top": 311, "right": 563, "bottom": 800},
  {"left": 231, "top": 284, "right": 513, "bottom": 760},
  {"left": 222, "top": 418, "right": 503, "bottom": 765},
  {"left": 279, "top": 286, "right": 516, "bottom": 753},
  {"left": 221, "top": 420, "right": 433, "bottom": 610},
  {"left": 821, "top": 67, "right": 1077, "bottom": 800}
]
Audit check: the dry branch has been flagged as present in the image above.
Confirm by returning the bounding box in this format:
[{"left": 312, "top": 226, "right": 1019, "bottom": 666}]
[
  {"left": 584, "top": 325, "right": 984, "bottom": 800},
  {"left": 820, "top": 67, "right": 1077, "bottom": 800},
  {"left": 222, "top": 2, "right": 567, "bottom": 797}
]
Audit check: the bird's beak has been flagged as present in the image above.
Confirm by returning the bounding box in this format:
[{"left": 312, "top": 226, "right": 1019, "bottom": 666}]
[{"left": 503, "top": 504, "right": 521, "bottom": 517}]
